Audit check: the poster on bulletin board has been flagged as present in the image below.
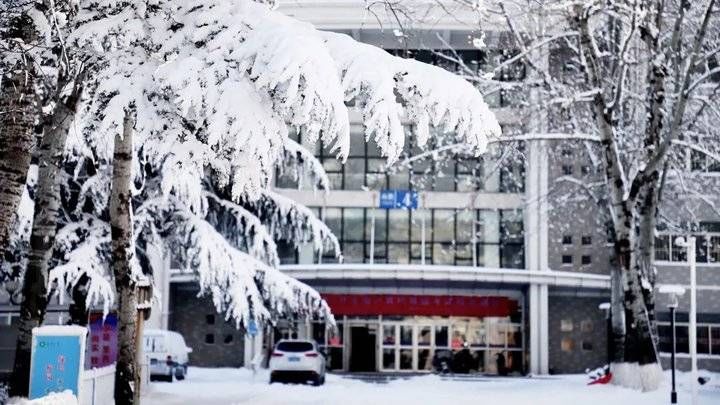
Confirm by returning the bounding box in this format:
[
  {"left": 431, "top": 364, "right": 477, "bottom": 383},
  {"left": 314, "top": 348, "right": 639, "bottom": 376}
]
[
  {"left": 86, "top": 312, "right": 118, "bottom": 369},
  {"left": 29, "top": 325, "right": 87, "bottom": 400}
]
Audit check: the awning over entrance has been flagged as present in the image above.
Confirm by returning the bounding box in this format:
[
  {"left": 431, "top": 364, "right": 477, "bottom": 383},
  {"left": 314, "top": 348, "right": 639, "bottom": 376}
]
[{"left": 322, "top": 294, "right": 517, "bottom": 317}]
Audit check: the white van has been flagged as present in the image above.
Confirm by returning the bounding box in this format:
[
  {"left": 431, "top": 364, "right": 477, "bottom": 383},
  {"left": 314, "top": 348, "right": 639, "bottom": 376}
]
[{"left": 143, "top": 329, "right": 193, "bottom": 382}]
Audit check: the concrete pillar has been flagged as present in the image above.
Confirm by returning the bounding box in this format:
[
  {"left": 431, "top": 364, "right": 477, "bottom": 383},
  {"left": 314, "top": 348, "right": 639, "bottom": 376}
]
[{"left": 525, "top": 138, "right": 550, "bottom": 375}]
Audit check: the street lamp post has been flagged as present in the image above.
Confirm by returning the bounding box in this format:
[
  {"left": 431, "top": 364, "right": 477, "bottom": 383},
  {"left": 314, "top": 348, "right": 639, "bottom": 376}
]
[
  {"left": 659, "top": 285, "right": 685, "bottom": 405},
  {"left": 670, "top": 302, "right": 677, "bottom": 404}
]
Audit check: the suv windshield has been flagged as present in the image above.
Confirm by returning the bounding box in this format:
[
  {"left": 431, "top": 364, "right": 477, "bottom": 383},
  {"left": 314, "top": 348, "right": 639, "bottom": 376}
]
[{"left": 276, "top": 341, "right": 314, "bottom": 352}]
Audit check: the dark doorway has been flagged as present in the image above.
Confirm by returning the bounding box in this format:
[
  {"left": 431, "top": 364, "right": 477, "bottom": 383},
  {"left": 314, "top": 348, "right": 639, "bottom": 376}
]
[{"left": 349, "top": 327, "right": 376, "bottom": 372}]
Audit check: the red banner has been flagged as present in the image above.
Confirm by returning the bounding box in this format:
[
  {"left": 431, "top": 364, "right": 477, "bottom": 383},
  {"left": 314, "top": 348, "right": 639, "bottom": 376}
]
[{"left": 321, "top": 294, "right": 517, "bottom": 318}]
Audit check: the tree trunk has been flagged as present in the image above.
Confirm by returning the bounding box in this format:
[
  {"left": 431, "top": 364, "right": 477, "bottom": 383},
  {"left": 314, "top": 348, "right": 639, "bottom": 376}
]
[
  {"left": 10, "top": 83, "right": 82, "bottom": 396},
  {"left": 0, "top": 17, "right": 37, "bottom": 264},
  {"left": 68, "top": 274, "right": 91, "bottom": 326},
  {"left": 112, "top": 107, "right": 137, "bottom": 405}
]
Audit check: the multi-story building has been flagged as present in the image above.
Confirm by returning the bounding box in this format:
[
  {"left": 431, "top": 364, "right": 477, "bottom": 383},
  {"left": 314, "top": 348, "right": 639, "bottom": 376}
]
[{"left": 168, "top": 0, "right": 613, "bottom": 375}]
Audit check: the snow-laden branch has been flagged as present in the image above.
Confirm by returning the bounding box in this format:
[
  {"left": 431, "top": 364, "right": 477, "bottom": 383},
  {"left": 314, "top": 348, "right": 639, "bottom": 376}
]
[
  {"left": 279, "top": 138, "right": 331, "bottom": 192},
  {"left": 50, "top": 217, "right": 114, "bottom": 315}
]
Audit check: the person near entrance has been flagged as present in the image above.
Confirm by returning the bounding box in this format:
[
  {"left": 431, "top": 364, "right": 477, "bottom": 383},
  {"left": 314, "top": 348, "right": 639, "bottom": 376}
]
[{"left": 496, "top": 352, "right": 508, "bottom": 376}]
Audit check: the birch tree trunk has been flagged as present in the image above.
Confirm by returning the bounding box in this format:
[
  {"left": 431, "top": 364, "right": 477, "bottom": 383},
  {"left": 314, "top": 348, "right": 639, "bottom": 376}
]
[
  {"left": 10, "top": 81, "right": 82, "bottom": 396},
  {"left": 111, "top": 106, "right": 138, "bottom": 405},
  {"left": 0, "top": 14, "right": 37, "bottom": 263}
]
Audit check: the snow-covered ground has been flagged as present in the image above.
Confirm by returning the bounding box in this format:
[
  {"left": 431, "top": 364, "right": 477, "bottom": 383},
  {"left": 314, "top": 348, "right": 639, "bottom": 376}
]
[{"left": 143, "top": 367, "right": 720, "bottom": 405}]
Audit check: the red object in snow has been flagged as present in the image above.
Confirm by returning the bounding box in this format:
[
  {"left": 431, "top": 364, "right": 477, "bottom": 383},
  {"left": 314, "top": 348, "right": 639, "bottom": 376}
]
[
  {"left": 588, "top": 372, "right": 613, "bottom": 385},
  {"left": 321, "top": 294, "right": 517, "bottom": 317}
]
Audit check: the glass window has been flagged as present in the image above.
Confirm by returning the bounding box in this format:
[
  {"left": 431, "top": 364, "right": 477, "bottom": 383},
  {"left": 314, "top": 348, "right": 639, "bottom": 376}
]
[
  {"left": 389, "top": 170, "right": 409, "bottom": 189},
  {"left": 366, "top": 173, "right": 387, "bottom": 189},
  {"left": 418, "top": 349, "right": 433, "bottom": 370},
  {"left": 711, "top": 327, "right": 720, "bottom": 355},
  {"left": 561, "top": 338, "right": 573, "bottom": 352},
  {"left": 388, "top": 243, "right": 410, "bottom": 264},
  {"left": 501, "top": 244, "right": 525, "bottom": 269},
  {"left": 383, "top": 325, "right": 396, "bottom": 345},
  {"left": 676, "top": 325, "right": 689, "bottom": 353},
  {"left": 562, "top": 255, "right": 573, "bottom": 264},
  {"left": 506, "top": 325, "right": 522, "bottom": 348},
  {"left": 468, "top": 323, "right": 487, "bottom": 347},
  {"left": 433, "top": 210, "right": 455, "bottom": 242},
  {"left": 343, "top": 242, "right": 364, "bottom": 263},
  {"left": 562, "top": 235, "right": 573, "bottom": 245},
  {"left": 581, "top": 255, "right": 592, "bottom": 265},
  {"left": 672, "top": 238, "right": 687, "bottom": 262},
  {"left": 710, "top": 236, "right": 720, "bottom": 263},
  {"left": 344, "top": 158, "right": 365, "bottom": 189},
  {"left": 418, "top": 326, "right": 431, "bottom": 346},
  {"left": 435, "top": 326, "right": 449, "bottom": 347},
  {"left": 411, "top": 210, "right": 431, "bottom": 242},
  {"left": 388, "top": 210, "right": 410, "bottom": 242},
  {"left": 367, "top": 210, "right": 387, "bottom": 244},
  {"left": 696, "top": 235, "right": 709, "bottom": 263},
  {"left": 324, "top": 208, "right": 342, "bottom": 238},
  {"left": 399, "top": 349, "right": 413, "bottom": 370},
  {"left": 581, "top": 236, "right": 592, "bottom": 245},
  {"left": 487, "top": 322, "right": 506, "bottom": 348},
  {"left": 655, "top": 235, "right": 670, "bottom": 261},
  {"left": 698, "top": 326, "right": 710, "bottom": 354},
  {"left": 382, "top": 349, "right": 396, "bottom": 370},
  {"left": 343, "top": 208, "right": 365, "bottom": 241},
  {"left": 366, "top": 242, "right": 387, "bottom": 263},
  {"left": 400, "top": 326, "right": 413, "bottom": 346},
  {"left": 456, "top": 210, "right": 475, "bottom": 243},
  {"left": 433, "top": 243, "right": 455, "bottom": 265}
]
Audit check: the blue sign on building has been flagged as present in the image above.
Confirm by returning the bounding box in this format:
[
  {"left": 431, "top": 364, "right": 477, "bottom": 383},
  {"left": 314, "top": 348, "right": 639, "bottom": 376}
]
[
  {"left": 379, "top": 190, "right": 419, "bottom": 209},
  {"left": 29, "top": 326, "right": 87, "bottom": 400},
  {"left": 247, "top": 319, "right": 259, "bottom": 337}
]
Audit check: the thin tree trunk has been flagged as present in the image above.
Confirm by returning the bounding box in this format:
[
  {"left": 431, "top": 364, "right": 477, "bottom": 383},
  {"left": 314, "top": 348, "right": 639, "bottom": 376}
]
[
  {"left": 112, "top": 106, "right": 137, "bottom": 405},
  {"left": 10, "top": 78, "right": 82, "bottom": 396},
  {"left": 68, "top": 273, "right": 91, "bottom": 326}
]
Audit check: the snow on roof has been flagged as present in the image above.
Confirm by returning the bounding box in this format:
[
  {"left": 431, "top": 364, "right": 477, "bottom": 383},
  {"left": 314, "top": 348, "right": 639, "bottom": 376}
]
[{"left": 32, "top": 325, "right": 88, "bottom": 337}]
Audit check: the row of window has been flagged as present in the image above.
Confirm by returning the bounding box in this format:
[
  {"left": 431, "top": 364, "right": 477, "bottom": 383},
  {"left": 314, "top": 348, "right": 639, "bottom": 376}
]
[
  {"left": 655, "top": 233, "right": 720, "bottom": 263},
  {"left": 562, "top": 235, "right": 594, "bottom": 246},
  {"left": 276, "top": 128, "right": 525, "bottom": 193},
  {"left": 657, "top": 323, "right": 720, "bottom": 356},
  {"left": 279, "top": 208, "right": 525, "bottom": 268},
  {"left": 561, "top": 254, "right": 593, "bottom": 266}
]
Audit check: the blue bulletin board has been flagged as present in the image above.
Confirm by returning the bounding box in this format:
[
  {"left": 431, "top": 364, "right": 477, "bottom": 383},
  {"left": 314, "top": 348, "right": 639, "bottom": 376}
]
[{"left": 29, "top": 332, "right": 84, "bottom": 399}]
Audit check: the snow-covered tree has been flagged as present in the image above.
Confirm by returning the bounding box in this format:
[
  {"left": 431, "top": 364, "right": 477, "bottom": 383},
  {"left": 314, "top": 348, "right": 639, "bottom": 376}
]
[
  {"left": 393, "top": 0, "right": 720, "bottom": 390},
  {"left": 5, "top": 0, "right": 500, "bottom": 401}
]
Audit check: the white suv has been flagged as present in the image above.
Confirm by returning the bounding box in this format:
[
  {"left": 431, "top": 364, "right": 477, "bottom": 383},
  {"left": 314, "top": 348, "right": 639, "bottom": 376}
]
[{"left": 269, "top": 339, "right": 326, "bottom": 386}]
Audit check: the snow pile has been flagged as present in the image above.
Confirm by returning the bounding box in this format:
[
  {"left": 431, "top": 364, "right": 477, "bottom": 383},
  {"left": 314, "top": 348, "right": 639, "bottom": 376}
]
[
  {"left": 8, "top": 391, "right": 78, "bottom": 405},
  {"left": 611, "top": 362, "right": 664, "bottom": 392},
  {"left": 143, "top": 367, "right": 720, "bottom": 405}
]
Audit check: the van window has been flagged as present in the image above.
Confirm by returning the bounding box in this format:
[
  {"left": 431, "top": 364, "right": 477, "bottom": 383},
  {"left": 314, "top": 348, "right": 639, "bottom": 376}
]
[
  {"left": 276, "top": 341, "right": 314, "bottom": 352},
  {"left": 144, "top": 335, "right": 166, "bottom": 353}
]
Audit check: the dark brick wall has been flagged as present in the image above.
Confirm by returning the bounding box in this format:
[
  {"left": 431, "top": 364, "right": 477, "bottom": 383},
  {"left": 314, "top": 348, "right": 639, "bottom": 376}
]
[
  {"left": 548, "top": 295, "right": 608, "bottom": 374},
  {"left": 170, "top": 283, "right": 245, "bottom": 367}
]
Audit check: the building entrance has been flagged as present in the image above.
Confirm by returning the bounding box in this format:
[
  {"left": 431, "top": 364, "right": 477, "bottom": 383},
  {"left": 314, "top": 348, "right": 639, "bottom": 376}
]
[{"left": 349, "top": 326, "right": 376, "bottom": 372}]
